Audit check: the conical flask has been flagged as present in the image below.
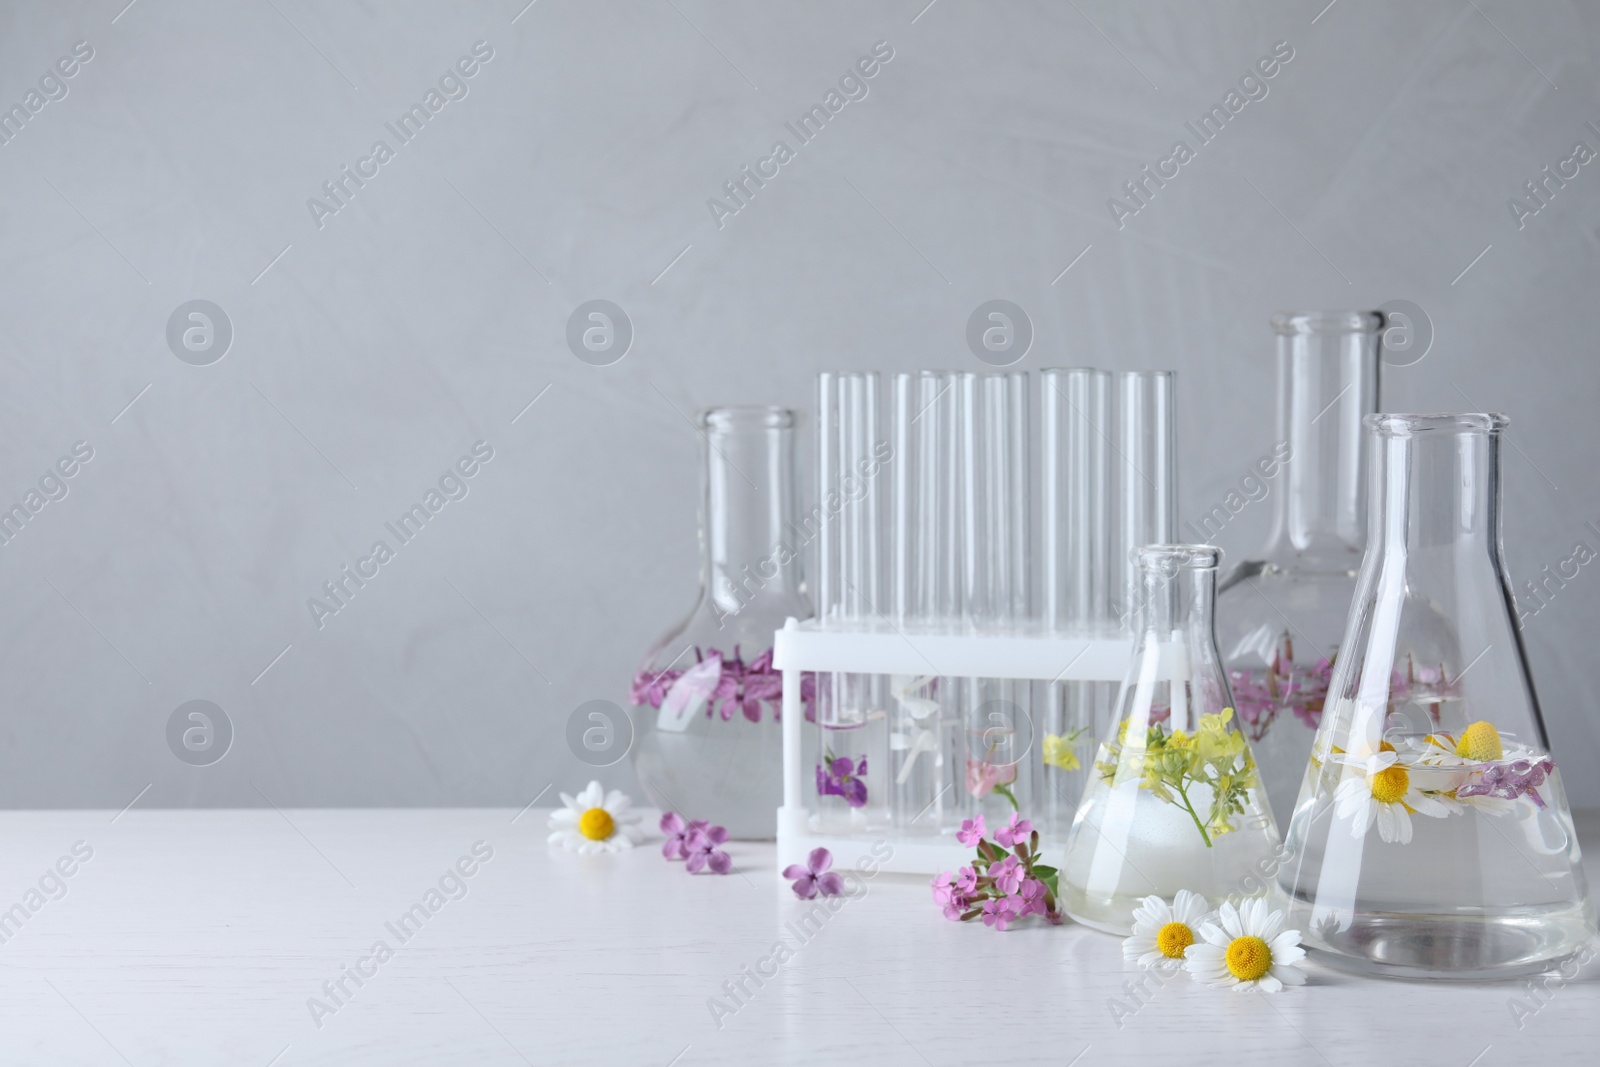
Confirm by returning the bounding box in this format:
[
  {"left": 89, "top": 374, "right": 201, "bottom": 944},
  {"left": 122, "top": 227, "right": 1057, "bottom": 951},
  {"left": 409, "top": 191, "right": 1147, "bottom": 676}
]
[
  {"left": 1277, "top": 414, "right": 1596, "bottom": 979},
  {"left": 1061, "top": 545, "right": 1282, "bottom": 934}
]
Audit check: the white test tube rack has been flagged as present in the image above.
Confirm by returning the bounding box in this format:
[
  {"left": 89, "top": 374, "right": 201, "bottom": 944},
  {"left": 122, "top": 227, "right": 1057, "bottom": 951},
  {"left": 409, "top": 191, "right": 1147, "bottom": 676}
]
[{"left": 773, "top": 616, "right": 1136, "bottom": 874}]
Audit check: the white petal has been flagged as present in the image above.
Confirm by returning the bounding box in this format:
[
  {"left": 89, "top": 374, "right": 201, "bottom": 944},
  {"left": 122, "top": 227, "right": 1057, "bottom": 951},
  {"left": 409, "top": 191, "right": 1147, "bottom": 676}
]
[
  {"left": 1172, "top": 889, "right": 1209, "bottom": 926},
  {"left": 548, "top": 810, "right": 578, "bottom": 828},
  {"left": 1256, "top": 974, "right": 1283, "bottom": 993},
  {"left": 577, "top": 781, "right": 605, "bottom": 808},
  {"left": 1270, "top": 963, "right": 1307, "bottom": 986},
  {"left": 1218, "top": 902, "right": 1243, "bottom": 940},
  {"left": 557, "top": 791, "right": 578, "bottom": 811},
  {"left": 1406, "top": 791, "right": 1452, "bottom": 818},
  {"left": 1392, "top": 805, "right": 1414, "bottom": 845},
  {"left": 1198, "top": 922, "right": 1231, "bottom": 947}
]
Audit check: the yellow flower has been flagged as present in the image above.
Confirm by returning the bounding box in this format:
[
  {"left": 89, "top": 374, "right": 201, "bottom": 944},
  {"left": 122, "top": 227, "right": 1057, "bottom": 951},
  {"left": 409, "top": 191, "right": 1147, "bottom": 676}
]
[
  {"left": 1456, "top": 720, "right": 1504, "bottom": 762},
  {"left": 1042, "top": 732, "right": 1082, "bottom": 772},
  {"left": 1194, "top": 708, "right": 1246, "bottom": 765}
]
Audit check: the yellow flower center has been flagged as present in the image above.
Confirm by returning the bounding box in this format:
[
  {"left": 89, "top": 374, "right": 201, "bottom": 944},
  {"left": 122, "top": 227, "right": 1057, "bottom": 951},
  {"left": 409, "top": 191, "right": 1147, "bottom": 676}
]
[
  {"left": 578, "top": 807, "right": 614, "bottom": 841},
  {"left": 1370, "top": 764, "right": 1410, "bottom": 805},
  {"left": 1456, "top": 721, "right": 1503, "bottom": 762},
  {"left": 1156, "top": 921, "right": 1194, "bottom": 959},
  {"left": 1225, "top": 935, "right": 1273, "bottom": 981}
]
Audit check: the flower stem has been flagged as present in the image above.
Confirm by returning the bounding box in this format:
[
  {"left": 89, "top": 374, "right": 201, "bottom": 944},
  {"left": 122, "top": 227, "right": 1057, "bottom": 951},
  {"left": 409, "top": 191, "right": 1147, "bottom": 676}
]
[
  {"left": 994, "top": 783, "right": 1019, "bottom": 811},
  {"left": 1173, "top": 780, "right": 1213, "bottom": 848}
]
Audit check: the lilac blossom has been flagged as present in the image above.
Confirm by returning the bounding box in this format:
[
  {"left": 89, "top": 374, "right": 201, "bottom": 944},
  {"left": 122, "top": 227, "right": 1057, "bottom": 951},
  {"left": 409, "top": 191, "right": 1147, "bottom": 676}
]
[
  {"left": 629, "top": 645, "right": 817, "bottom": 723},
  {"left": 956, "top": 815, "right": 986, "bottom": 848},
  {"left": 784, "top": 848, "right": 845, "bottom": 899},
  {"left": 659, "top": 812, "right": 710, "bottom": 861},
  {"left": 684, "top": 825, "right": 732, "bottom": 874},
  {"left": 817, "top": 753, "right": 869, "bottom": 807},
  {"left": 1457, "top": 757, "right": 1556, "bottom": 809}
]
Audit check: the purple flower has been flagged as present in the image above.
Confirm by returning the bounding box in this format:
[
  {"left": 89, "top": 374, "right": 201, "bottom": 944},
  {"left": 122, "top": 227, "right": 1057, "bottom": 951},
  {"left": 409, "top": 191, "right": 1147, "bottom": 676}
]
[
  {"left": 993, "top": 812, "right": 1034, "bottom": 849},
  {"left": 934, "top": 870, "right": 966, "bottom": 921},
  {"left": 684, "top": 826, "right": 732, "bottom": 874},
  {"left": 953, "top": 866, "right": 978, "bottom": 894},
  {"left": 1015, "top": 878, "right": 1048, "bottom": 918},
  {"left": 630, "top": 646, "right": 817, "bottom": 723},
  {"left": 955, "top": 815, "right": 986, "bottom": 848},
  {"left": 630, "top": 667, "right": 684, "bottom": 709},
  {"left": 660, "top": 812, "right": 711, "bottom": 861},
  {"left": 981, "top": 895, "right": 1021, "bottom": 930},
  {"left": 990, "top": 854, "right": 1024, "bottom": 896},
  {"left": 817, "top": 753, "right": 869, "bottom": 808},
  {"left": 1457, "top": 757, "right": 1556, "bottom": 809},
  {"left": 784, "top": 847, "right": 845, "bottom": 899}
]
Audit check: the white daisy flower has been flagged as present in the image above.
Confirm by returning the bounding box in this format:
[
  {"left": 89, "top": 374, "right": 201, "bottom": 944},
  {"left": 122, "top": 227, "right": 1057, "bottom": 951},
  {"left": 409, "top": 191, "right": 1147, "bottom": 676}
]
[
  {"left": 1332, "top": 743, "right": 1453, "bottom": 844},
  {"left": 1122, "top": 889, "right": 1212, "bottom": 972},
  {"left": 1185, "top": 898, "right": 1307, "bottom": 993},
  {"left": 547, "top": 781, "right": 645, "bottom": 854}
]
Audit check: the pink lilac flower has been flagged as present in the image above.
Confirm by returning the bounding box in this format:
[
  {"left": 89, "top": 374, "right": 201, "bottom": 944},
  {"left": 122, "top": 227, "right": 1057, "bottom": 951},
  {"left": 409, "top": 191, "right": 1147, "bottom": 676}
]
[
  {"left": 1015, "top": 878, "right": 1048, "bottom": 918},
  {"left": 993, "top": 812, "right": 1033, "bottom": 849},
  {"left": 629, "top": 646, "right": 817, "bottom": 723},
  {"left": 953, "top": 866, "right": 978, "bottom": 894},
  {"left": 989, "top": 854, "right": 1024, "bottom": 896},
  {"left": 981, "top": 895, "right": 1021, "bottom": 930},
  {"left": 784, "top": 847, "right": 845, "bottom": 899},
  {"left": 931, "top": 871, "right": 970, "bottom": 920},
  {"left": 817, "top": 754, "right": 869, "bottom": 807},
  {"left": 964, "top": 758, "right": 1018, "bottom": 799},
  {"left": 684, "top": 826, "right": 732, "bottom": 874},
  {"left": 659, "top": 812, "right": 710, "bottom": 861},
  {"left": 1457, "top": 757, "right": 1556, "bottom": 809},
  {"left": 630, "top": 668, "right": 684, "bottom": 709},
  {"left": 956, "top": 815, "right": 986, "bottom": 848}
]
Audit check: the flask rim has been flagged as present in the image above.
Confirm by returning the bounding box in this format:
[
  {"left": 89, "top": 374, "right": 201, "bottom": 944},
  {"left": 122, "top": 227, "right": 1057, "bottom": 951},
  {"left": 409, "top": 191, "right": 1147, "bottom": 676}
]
[
  {"left": 697, "top": 406, "right": 796, "bottom": 431},
  {"left": 1135, "top": 543, "right": 1221, "bottom": 570},
  {"left": 1271, "top": 310, "right": 1383, "bottom": 335},
  {"left": 1365, "top": 412, "right": 1507, "bottom": 438}
]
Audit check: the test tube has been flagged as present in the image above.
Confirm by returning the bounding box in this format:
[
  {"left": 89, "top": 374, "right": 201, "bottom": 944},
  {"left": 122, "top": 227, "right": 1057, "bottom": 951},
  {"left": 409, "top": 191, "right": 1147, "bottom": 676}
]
[
  {"left": 1039, "top": 368, "right": 1111, "bottom": 831},
  {"left": 1114, "top": 371, "right": 1177, "bottom": 632},
  {"left": 813, "top": 372, "right": 886, "bottom": 830},
  {"left": 888, "top": 372, "right": 960, "bottom": 832},
  {"left": 959, "top": 372, "right": 1032, "bottom": 823}
]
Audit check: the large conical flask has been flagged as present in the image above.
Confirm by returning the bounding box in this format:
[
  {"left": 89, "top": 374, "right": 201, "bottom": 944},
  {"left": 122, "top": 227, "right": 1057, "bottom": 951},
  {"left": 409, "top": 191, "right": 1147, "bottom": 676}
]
[
  {"left": 1061, "top": 545, "right": 1282, "bottom": 934},
  {"left": 1277, "top": 413, "right": 1595, "bottom": 979},
  {"left": 1215, "top": 311, "right": 1381, "bottom": 827}
]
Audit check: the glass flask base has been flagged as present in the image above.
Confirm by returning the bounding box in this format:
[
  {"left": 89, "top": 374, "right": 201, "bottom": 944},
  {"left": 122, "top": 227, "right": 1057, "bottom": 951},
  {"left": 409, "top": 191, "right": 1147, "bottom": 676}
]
[
  {"left": 633, "top": 718, "right": 782, "bottom": 841},
  {"left": 1286, "top": 896, "right": 1597, "bottom": 981}
]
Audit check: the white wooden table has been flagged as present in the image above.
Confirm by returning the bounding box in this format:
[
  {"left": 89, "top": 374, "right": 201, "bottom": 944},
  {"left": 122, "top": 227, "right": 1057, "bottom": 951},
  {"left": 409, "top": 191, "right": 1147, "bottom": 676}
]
[{"left": 1, "top": 807, "right": 1595, "bottom": 1065}]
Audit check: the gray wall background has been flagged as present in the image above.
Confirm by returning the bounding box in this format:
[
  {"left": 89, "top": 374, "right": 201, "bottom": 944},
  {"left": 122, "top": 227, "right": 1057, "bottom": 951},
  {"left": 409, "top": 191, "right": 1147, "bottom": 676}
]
[{"left": 2, "top": 0, "right": 1598, "bottom": 809}]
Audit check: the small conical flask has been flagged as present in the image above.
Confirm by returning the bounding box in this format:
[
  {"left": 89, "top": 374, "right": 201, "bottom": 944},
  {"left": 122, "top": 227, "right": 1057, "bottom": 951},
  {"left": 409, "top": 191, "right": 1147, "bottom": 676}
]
[
  {"left": 1277, "top": 414, "right": 1596, "bottom": 979},
  {"left": 1061, "top": 545, "right": 1282, "bottom": 934}
]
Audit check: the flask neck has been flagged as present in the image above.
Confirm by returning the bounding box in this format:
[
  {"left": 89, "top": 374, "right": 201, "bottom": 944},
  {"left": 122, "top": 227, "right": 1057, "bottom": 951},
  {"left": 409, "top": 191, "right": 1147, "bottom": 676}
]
[
  {"left": 1368, "top": 414, "right": 1504, "bottom": 556},
  {"left": 700, "top": 408, "right": 808, "bottom": 621},
  {"left": 1263, "top": 312, "right": 1381, "bottom": 569},
  {"left": 1136, "top": 554, "right": 1219, "bottom": 640}
]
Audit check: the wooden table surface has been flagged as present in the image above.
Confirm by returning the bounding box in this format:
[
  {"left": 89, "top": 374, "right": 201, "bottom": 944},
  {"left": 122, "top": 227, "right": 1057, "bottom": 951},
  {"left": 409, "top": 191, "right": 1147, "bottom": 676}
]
[{"left": 1, "top": 807, "right": 1595, "bottom": 1065}]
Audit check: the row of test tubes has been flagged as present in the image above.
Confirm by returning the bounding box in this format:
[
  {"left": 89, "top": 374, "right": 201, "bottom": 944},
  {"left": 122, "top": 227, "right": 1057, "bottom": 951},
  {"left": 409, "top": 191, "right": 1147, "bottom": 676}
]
[{"left": 810, "top": 369, "right": 1175, "bottom": 837}]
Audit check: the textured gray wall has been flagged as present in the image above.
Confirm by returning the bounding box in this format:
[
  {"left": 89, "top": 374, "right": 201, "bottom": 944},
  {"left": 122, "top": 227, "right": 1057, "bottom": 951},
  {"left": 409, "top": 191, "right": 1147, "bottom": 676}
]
[{"left": 2, "top": 0, "right": 1597, "bottom": 808}]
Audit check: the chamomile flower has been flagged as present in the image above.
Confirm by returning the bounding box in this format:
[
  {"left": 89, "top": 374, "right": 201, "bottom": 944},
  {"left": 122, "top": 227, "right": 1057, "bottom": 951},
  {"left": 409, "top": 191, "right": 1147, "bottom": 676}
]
[
  {"left": 1332, "top": 742, "right": 1453, "bottom": 844},
  {"left": 547, "top": 781, "right": 645, "bottom": 854},
  {"left": 1123, "top": 889, "right": 1211, "bottom": 972},
  {"left": 1185, "top": 899, "right": 1306, "bottom": 993}
]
